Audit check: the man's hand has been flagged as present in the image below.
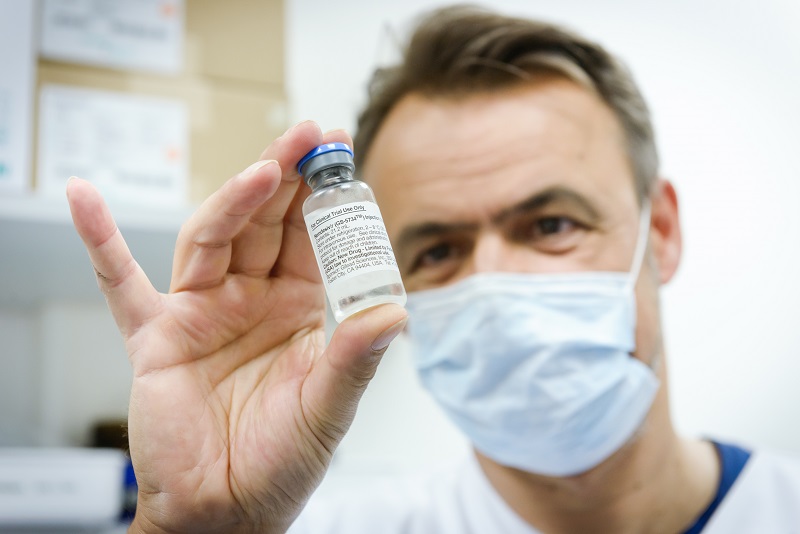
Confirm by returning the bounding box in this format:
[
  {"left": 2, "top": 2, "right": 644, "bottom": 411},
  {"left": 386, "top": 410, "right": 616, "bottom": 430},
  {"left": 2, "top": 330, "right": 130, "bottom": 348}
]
[{"left": 66, "top": 121, "right": 407, "bottom": 533}]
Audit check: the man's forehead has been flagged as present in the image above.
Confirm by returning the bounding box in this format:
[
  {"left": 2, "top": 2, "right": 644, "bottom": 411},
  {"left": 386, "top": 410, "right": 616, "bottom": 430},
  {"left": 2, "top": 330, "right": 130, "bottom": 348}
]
[
  {"left": 362, "top": 79, "right": 604, "bottom": 184},
  {"left": 361, "top": 78, "right": 636, "bottom": 237}
]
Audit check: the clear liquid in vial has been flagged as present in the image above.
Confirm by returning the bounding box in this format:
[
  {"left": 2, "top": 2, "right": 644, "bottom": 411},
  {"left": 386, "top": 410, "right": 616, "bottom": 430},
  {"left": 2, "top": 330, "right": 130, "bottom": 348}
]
[{"left": 328, "top": 269, "right": 406, "bottom": 322}]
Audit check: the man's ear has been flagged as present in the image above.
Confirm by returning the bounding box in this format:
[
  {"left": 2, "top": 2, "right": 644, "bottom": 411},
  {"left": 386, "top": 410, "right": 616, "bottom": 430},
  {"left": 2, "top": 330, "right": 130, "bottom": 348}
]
[{"left": 649, "top": 179, "right": 682, "bottom": 284}]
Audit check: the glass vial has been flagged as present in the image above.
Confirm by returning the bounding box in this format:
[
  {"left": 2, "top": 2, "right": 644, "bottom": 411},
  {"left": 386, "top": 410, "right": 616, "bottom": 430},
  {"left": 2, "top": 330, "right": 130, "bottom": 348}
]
[{"left": 299, "top": 143, "right": 406, "bottom": 322}]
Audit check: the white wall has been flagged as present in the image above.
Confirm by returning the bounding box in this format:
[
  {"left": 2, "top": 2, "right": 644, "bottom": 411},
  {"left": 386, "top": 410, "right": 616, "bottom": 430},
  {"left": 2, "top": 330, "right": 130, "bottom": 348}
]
[
  {"left": 287, "top": 0, "right": 800, "bottom": 474},
  {"left": 0, "top": 213, "right": 180, "bottom": 447},
  {"left": 0, "top": 302, "right": 131, "bottom": 447},
  {"left": 0, "top": 309, "right": 40, "bottom": 445},
  {"left": 39, "top": 302, "right": 132, "bottom": 447}
]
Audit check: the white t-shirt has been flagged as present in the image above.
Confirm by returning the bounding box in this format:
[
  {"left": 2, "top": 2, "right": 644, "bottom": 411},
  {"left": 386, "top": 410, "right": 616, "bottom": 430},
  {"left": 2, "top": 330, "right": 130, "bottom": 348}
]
[
  {"left": 704, "top": 448, "right": 800, "bottom": 533},
  {"left": 289, "top": 448, "right": 800, "bottom": 533}
]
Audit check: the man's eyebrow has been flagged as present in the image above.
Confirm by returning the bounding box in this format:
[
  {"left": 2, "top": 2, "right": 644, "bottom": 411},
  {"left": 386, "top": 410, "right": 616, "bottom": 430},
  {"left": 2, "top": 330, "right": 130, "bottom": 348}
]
[
  {"left": 396, "top": 221, "right": 479, "bottom": 251},
  {"left": 494, "top": 186, "right": 601, "bottom": 225}
]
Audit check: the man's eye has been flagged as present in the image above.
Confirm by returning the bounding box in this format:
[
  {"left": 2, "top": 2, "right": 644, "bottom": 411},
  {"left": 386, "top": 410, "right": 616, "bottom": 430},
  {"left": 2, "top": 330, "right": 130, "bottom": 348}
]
[
  {"left": 405, "top": 242, "right": 463, "bottom": 276},
  {"left": 535, "top": 217, "right": 576, "bottom": 236},
  {"left": 402, "top": 239, "right": 471, "bottom": 286},
  {"left": 518, "top": 216, "right": 585, "bottom": 253},
  {"left": 418, "top": 243, "right": 455, "bottom": 267}
]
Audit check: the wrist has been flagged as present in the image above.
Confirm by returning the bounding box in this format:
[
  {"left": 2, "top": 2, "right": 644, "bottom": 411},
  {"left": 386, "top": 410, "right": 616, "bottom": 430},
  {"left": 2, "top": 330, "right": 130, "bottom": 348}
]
[
  {"left": 127, "top": 513, "right": 175, "bottom": 534},
  {"left": 127, "top": 507, "right": 291, "bottom": 534}
]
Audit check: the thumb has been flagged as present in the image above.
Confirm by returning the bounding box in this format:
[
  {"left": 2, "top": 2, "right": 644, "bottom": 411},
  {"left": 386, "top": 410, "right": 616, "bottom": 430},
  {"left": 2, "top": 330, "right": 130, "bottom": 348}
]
[{"left": 301, "top": 304, "right": 408, "bottom": 452}]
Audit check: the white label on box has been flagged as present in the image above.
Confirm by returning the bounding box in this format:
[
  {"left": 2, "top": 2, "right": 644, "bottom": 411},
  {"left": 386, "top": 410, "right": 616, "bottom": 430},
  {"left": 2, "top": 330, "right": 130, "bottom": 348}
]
[
  {"left": 38, "top": 85, "right": 188, "bottom": 207},
  {"left": 0, "top": 0, "right": 36, "bottom": 194},
  {"left": 40, "top": 0, "right": 184, "bottom": 74}
]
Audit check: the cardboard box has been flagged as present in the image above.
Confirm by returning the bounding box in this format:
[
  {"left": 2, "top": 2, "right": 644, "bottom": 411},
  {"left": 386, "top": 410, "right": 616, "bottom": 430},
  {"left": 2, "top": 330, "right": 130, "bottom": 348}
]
[
  {"left": 36, "top": 61, "right": 286, "bottom": 203},
  {"left": 33, "top": 0, "right": 286, "bottom": 204}
]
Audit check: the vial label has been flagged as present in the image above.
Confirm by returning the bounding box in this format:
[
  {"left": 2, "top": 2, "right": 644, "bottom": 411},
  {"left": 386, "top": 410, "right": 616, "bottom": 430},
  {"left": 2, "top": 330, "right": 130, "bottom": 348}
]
[{"left": 305, "top": 201, "right": 400, "bottom": 287}]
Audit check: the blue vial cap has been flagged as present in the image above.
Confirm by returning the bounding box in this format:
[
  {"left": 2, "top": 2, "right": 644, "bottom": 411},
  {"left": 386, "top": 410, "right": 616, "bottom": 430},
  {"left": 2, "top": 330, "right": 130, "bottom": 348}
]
[{"left": 297, "top": 142, "right": 354, "bottom": 176}]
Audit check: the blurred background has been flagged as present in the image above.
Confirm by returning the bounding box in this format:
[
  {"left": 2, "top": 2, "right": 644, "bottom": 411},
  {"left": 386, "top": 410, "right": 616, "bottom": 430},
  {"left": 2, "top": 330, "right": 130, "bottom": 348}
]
[{"left": 1, "top": 0, "right": 799, "bottom": 523}]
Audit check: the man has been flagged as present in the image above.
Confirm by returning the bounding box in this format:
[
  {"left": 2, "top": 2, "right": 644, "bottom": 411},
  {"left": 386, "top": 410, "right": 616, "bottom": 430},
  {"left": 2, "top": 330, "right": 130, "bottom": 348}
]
[{"left": 67, "top": 5, "right": 799, "bottom": 533}]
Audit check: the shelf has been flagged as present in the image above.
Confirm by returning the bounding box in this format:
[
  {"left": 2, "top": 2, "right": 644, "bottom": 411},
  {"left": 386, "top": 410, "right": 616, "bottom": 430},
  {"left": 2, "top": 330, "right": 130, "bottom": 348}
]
[
  {"left": 0, "top": 194, "right": 196, "bottom": 305},
  {"left": 0, "top": 193, "right": 195, "bottom": 231}
]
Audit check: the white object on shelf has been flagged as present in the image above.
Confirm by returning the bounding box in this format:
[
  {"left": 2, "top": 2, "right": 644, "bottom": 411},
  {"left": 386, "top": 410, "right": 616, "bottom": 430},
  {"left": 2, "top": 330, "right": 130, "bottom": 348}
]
[
  {"left": 0, "top": 448, "right": 126, "bottom": 527},
  {"left": 0, "top": 192, "right": 194, "bottom": 231},
  {"left": 39, "top": 0, "right": 184, "bottom": 75},
  {"left": 0, "top": 0, "right": 36, "bottom": 195},
  {"left": 38, "top": 84, "right": 189, "bottom": 209}
]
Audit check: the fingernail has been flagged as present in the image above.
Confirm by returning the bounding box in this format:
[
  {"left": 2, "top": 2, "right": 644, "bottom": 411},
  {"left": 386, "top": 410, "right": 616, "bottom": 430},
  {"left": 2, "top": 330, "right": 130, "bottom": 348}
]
[
  {"left": 370, "top": 318, "right": 407, "bottom": 352},
  {"left": 241, "top": 159, "right": 277, "bottom": 179},
  {"left": 65, "top": 176, "right": 78, "bottom": 197},
  {"left": 284, "top": 120, "right": 317, "bottom": 138}
]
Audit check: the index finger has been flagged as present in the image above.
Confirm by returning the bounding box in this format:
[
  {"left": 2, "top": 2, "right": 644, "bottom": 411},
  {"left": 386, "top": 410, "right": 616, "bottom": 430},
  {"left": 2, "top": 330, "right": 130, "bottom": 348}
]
[
  {"left": 227, "top": 121, "right": 325, "bottom": 277},
  {"left": 270, "top": 129, "right": 355, "bottom": 282},
  {"left": 229, "top": 123, "right": 345, "bottom": 277},
  {"left": 170, "top": 121, "right": 325, "bottom": 291},
  {"left": 169, "top": 159, "right": 282, "bottom": 292}
]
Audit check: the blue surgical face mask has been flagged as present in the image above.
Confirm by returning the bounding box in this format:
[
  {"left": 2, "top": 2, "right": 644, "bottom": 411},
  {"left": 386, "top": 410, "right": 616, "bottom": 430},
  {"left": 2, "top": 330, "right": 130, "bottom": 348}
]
[{"left": 405, "top": 202, "right": 659, "bottom": 477}]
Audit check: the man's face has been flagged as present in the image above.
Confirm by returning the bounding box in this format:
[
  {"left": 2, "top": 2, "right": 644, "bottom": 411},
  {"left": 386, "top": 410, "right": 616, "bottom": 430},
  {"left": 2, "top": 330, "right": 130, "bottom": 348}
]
[{"left": 363, "top": 75, "right": 678, "bottom": 365}]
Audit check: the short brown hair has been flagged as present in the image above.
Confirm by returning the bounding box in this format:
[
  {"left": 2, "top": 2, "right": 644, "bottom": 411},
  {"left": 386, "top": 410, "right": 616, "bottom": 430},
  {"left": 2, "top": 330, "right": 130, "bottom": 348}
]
[{"left": 354, "top": 5, "right": 659, "bottom": 201}]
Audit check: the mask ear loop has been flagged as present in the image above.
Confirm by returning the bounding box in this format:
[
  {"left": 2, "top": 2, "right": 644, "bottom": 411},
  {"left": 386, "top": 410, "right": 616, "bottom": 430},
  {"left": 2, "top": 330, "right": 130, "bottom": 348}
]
[
  {"left": 626, "top": 198, "right": 652, "bottom": 293},
  {"left": 626, "top": 198, "right": 663, "bottom": 374}
]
